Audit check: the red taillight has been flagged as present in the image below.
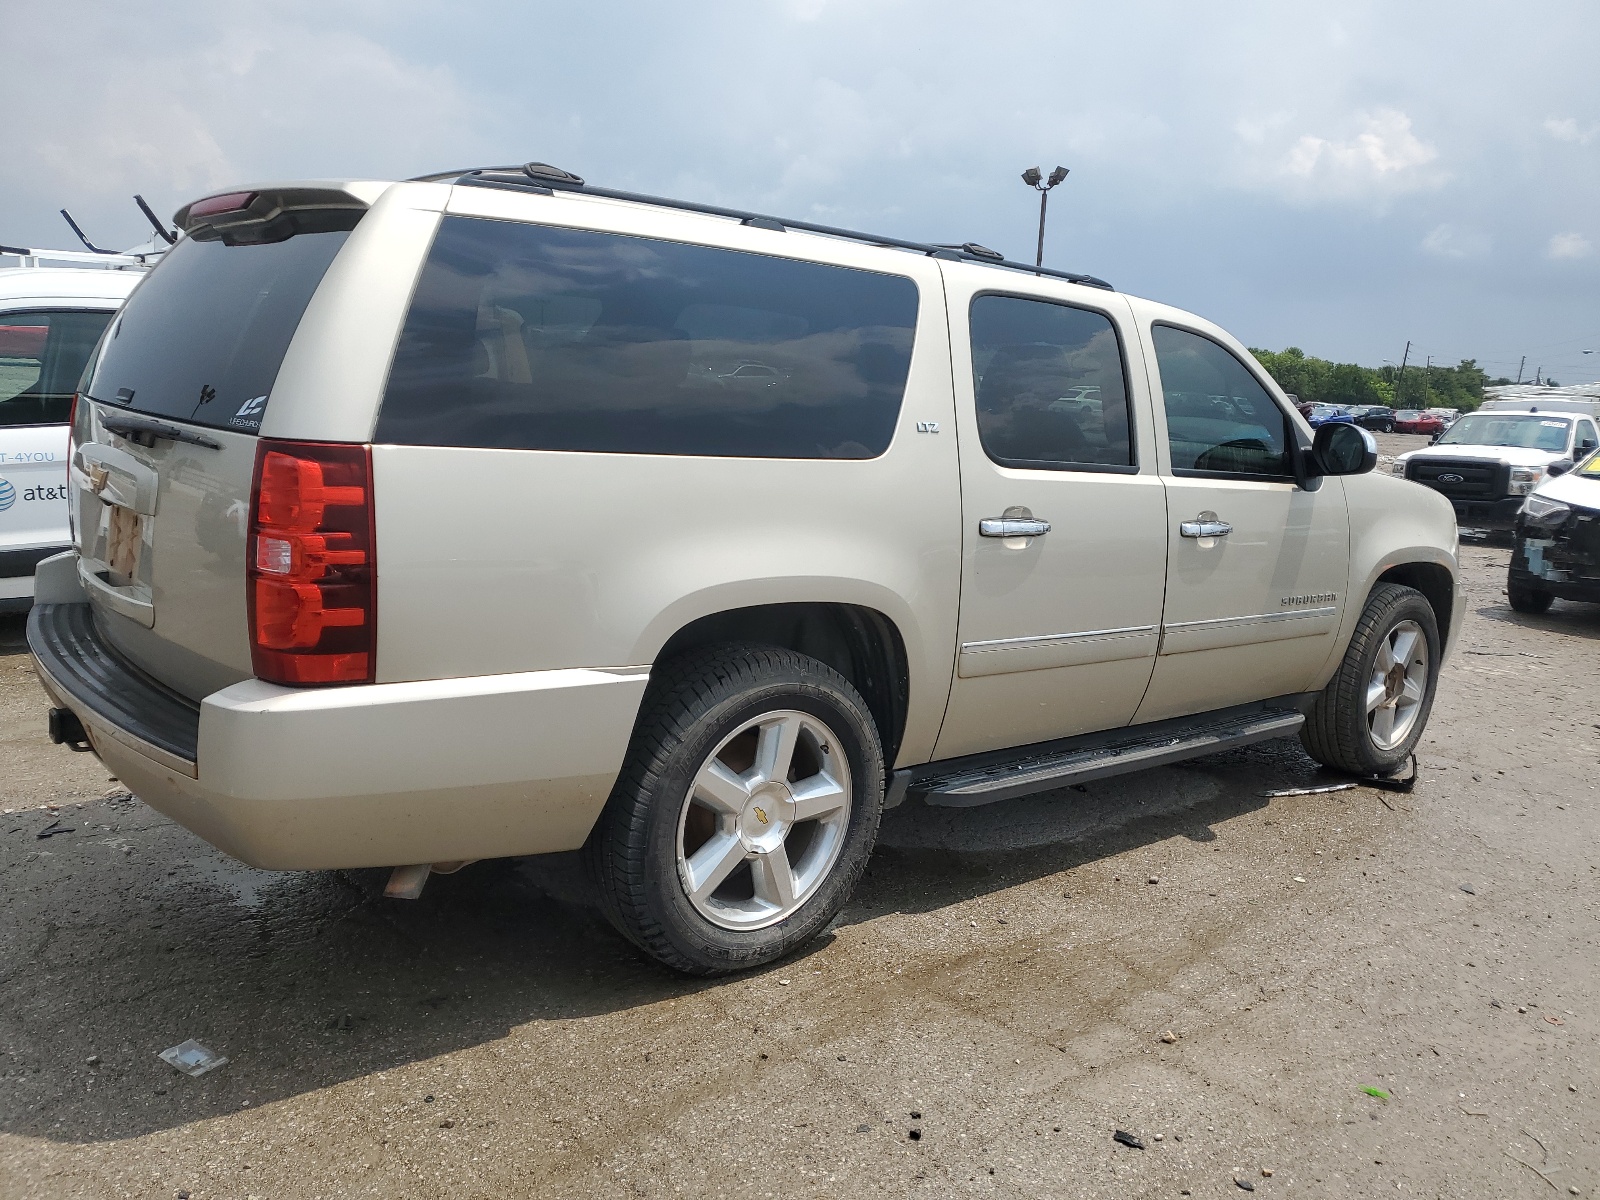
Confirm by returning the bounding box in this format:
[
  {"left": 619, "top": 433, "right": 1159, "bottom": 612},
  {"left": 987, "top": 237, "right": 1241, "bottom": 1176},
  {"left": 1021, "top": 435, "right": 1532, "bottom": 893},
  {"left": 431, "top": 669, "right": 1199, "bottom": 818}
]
[{"left": 247, "top": 440, "right": 375, "bottom": 685}]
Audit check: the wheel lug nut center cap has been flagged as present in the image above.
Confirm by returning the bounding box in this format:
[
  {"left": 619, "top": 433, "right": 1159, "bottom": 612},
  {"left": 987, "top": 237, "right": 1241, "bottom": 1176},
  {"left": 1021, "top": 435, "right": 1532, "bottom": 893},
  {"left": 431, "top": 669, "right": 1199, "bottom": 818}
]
[{"left": 741, "top": 783, "right": 794, "bottom": 849}]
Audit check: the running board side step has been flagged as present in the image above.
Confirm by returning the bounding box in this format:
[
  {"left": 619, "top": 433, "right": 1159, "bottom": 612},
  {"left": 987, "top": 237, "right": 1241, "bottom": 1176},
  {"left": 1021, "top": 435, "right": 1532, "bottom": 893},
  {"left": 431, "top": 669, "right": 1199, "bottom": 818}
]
[{"left": 908, "top": 706, "right": 1306, "bottom": 808}]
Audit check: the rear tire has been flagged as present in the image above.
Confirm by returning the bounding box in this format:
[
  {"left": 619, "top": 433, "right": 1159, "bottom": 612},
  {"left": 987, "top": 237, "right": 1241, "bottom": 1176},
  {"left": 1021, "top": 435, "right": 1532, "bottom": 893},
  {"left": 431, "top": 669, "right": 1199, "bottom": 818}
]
[
  {"left": 586, "top": 645, "right": 884, "bottom": 975},
  {"left": 1507, "top": 576, "right": 1554, "bottom": 614},
  {"left": 1301, "top": 583, "right": 1440, "bottom": 776}
]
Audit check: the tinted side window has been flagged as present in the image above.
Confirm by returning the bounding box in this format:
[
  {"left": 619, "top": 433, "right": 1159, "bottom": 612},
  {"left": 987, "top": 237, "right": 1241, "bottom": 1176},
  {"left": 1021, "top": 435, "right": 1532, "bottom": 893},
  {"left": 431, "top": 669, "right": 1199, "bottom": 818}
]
[
  {"left": 377, "top": 217, "right": 921, "bottom": 458},
  {"left": 968, "top": 295, "right": 1133, "bottom": 469},
  {"left": 0, "top": 310, "right": 115, "bottom": 427},
  {"left": 1152, "top": 325, "right": 1291, "bottom": 477}
]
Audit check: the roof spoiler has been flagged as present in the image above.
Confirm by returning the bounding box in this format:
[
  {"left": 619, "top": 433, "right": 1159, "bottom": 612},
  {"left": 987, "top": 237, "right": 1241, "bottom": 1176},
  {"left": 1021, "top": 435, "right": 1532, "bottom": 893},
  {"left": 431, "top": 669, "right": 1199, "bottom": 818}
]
[{"left": 173, "top": 182, "right": 389, "bottom": 242}]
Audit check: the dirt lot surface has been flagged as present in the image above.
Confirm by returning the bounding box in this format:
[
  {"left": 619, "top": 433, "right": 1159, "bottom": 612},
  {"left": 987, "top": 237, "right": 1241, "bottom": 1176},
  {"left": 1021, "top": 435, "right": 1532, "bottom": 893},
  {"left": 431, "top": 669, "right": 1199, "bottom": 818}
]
[{"left": 3, "top": 487, "right": 1597, "bottom": 1197}]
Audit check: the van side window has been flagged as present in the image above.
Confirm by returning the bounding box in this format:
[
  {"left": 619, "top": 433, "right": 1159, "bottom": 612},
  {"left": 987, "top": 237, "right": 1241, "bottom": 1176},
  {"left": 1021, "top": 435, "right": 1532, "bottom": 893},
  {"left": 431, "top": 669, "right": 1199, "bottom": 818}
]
[
  {"left": 968, "top": 295, "right": 1133, "bottom": 469},
  {"left": 0, "top": 310, "right": 115, "bottom": 427},
  {"left": 377, "top": 217, "right": 921, "bottom": 458},
  {"left": 1152, "top": 325, "right": 1292, "bottom": 478}
]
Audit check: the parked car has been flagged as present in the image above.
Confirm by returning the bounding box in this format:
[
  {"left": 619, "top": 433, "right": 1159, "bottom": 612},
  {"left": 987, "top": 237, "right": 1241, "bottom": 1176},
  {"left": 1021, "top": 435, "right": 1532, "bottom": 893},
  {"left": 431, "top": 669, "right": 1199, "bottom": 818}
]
[
  {"left": 0, "top": 259, "right": 144, "bottom": 612},
  {"left": 1394, "top": 408, "right": 1600, "bottom": 528},
  {"left": 1424, "top": 407, "right": 1460, "bottom": 428},
  {"left": 1507, "top": 449, "right": 1600, "bottom": 613},
  {"left": 1304, "top": 404, "right": 1356, "bottom": 428},
  {"left": 1393, "top": 410, "right": 1446, "bottom": 436},
  {"left": 1344, "top": 405, "right": 1396, "bottom": 433},
  {"left": 28, "top": 167, "right": 1463, "bottom": 975}
]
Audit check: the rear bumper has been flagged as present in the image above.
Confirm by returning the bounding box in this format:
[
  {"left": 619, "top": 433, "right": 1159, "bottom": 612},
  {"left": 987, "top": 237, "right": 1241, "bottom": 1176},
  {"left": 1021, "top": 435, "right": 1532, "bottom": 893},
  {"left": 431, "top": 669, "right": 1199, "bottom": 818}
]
[{"left": 28, "top": 599, "right": 650, "bottom": 870}]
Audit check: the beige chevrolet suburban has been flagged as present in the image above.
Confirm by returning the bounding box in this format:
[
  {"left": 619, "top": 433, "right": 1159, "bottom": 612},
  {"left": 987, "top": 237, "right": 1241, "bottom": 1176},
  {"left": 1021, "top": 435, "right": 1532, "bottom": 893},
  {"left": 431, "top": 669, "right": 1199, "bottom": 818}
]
[{"left": 28, "top": 164, "right": 1463, "bottom": 974}]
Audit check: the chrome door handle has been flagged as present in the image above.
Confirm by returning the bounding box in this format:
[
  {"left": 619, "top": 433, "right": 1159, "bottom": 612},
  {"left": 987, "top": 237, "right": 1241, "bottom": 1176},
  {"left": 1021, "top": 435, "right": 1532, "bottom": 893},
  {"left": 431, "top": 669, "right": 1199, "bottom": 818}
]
[
  {"left": 980, "top": 517, "right": 1051, "bottom": 538},
  {"left": 1180, "top": 519, "right": 1233, "bottom": 539}
]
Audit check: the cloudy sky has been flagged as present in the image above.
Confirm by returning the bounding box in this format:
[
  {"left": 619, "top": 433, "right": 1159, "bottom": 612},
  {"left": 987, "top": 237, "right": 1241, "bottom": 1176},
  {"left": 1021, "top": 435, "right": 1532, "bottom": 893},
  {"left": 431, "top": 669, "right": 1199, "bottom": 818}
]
[{"left": 5, "top": 0, "right": 1598, "bottom": 382}]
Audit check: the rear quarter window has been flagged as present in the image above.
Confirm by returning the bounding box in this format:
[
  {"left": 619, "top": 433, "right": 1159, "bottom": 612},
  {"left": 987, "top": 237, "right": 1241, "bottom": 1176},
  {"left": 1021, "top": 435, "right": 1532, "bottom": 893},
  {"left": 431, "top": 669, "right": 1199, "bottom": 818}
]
[{"left": 376, "top": 217, "right": 921, "bottom": 458}]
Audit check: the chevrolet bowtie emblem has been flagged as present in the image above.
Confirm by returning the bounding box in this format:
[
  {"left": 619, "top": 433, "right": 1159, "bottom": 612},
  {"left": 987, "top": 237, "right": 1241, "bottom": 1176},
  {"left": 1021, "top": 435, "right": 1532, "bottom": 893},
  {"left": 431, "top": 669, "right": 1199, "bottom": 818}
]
[{"left": 753, "top": 806, "right": 770, "bottom": 825}]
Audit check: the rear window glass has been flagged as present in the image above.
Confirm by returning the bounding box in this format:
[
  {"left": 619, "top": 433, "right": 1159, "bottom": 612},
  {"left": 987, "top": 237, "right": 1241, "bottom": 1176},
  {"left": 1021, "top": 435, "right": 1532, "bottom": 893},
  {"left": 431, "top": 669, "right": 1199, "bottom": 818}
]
[
  {"left": 85, "top": 229, "right": 351, "bottom": 432},
  {"left": 969, "top": 294, "right": 1133, "bottom": 469},
  {"left": 0, "top": 310, "right": 114, "bottom": 427},
  {"left": 376, "top": 217, "right": 920, "bottom": 458}
]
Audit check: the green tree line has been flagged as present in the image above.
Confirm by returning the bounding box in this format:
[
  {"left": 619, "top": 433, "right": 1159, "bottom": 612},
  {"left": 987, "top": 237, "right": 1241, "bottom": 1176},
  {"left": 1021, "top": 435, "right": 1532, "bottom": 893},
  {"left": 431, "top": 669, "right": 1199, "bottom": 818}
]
[{"left": 1248, "top": 347, "right": 1489, "bottom": 412}]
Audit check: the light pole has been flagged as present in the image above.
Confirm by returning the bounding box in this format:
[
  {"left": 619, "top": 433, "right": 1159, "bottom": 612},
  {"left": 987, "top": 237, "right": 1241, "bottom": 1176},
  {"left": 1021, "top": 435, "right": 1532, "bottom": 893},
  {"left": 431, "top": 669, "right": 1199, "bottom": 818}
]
[{"left": 1021, "top": 165, "right": 1068, "bottom": 267}]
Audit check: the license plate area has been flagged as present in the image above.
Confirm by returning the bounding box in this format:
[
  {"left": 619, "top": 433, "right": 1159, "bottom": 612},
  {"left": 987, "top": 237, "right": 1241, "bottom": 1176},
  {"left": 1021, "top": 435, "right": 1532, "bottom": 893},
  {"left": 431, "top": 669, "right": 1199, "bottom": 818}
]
[
  {"left": 73, "top": 443, "right": 159, "bottom": 628},
  {"left": 106, "top": 504, "right": 144, "bottom": 585}
]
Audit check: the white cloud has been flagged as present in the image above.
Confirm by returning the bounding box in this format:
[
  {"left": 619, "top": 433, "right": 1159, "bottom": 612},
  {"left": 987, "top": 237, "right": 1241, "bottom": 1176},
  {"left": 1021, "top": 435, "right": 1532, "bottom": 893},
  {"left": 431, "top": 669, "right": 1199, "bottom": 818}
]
[
  {"left": 1279, "top": 110, "right": 1442, "bottom": 197},
  {"left": 1547, "top": 232, "right": 1594, "bottom": 260},
  {"left": 1421, "top": 224, "right": 1490, "bottom": 259},
  {"left": 1544, "top": 117, "right": 1596, "bottom": 145},
  {"left": 0, "top": 4, "right": 494, "bottom": 248}
]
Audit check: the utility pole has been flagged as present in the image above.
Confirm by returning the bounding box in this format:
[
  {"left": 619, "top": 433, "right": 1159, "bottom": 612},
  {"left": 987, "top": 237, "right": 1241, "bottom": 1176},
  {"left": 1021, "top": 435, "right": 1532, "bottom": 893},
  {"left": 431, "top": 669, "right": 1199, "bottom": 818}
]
[
  {"left": 1424, "top": 355, "right": 1432, "bottom": 406},
  {"left": 1516, "top": 355, "right": 1526, "bottom": 385},
  {"left": 1394, "top": 340, "right": 1411, "bottom": 407}
]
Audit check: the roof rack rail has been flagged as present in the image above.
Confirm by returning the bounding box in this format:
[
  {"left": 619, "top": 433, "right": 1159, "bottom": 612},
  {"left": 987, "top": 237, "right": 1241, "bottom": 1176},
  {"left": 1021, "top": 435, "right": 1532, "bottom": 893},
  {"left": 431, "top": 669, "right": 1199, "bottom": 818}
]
[
  {"left": 420, "top": 162, "right": 1114, "bottom": 290},
  {"left": 0, "top": 245, "right": 157, "bottom": 269}
]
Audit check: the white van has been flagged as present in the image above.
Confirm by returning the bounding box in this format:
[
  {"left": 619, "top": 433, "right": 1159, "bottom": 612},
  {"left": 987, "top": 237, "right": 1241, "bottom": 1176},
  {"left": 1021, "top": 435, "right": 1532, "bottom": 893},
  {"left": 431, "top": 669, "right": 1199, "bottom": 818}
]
[{"left": 0, "top": 261, "right": 143, "bottom": 611}]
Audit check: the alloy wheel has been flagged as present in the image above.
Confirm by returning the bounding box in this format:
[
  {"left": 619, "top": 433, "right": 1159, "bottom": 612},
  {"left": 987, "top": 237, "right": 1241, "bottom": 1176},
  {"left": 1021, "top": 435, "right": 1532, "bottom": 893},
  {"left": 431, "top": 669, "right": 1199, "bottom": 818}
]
[
  {"left": 1366, "top": 619, "right": 1428, "bottom": 751},
  {"left": 675, "top": 710, "right": 853, "bottom": 931}
]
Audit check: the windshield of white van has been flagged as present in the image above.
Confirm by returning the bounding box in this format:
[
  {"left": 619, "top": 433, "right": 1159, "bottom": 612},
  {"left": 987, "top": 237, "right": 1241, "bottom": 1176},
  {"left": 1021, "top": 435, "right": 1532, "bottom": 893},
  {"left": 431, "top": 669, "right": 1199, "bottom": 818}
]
[
  {"left": 1436, "top": 413, "right": 1570, "bottom": 452},
  {"left": 85, "top": 227, "right": 351, "bottom": 433}
]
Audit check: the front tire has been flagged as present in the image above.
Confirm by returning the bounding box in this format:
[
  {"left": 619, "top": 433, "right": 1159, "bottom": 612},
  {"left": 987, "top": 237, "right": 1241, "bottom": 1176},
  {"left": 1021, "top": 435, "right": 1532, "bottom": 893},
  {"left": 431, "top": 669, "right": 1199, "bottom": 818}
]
[
  {"left": 586, "top": 646, "right": 885, "bottom": 975},
  {"left": 1301, "top": 583, "right": 1440, "bottom": 776}
]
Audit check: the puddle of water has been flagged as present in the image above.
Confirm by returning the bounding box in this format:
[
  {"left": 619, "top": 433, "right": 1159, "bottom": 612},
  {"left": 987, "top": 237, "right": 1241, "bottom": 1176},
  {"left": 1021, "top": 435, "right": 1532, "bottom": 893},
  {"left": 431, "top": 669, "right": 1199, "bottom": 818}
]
[{"left": 185, "top": 857, "right": 298, "bottom": 910}]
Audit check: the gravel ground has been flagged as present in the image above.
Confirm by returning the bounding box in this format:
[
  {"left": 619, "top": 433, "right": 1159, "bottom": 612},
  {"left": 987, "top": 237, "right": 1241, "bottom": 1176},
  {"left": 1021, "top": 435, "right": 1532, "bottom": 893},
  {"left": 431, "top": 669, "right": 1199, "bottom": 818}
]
[{"left": 1, "top": 525, "right": 1596, "bottom": 1198}]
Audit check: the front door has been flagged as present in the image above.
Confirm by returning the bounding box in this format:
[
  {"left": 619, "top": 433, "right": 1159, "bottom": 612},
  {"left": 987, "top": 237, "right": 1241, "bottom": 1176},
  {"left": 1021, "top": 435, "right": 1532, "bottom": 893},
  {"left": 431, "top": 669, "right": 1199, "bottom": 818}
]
[
  {"left": 1133, "top": 316, "right": 1349, "bottom": 723},
  {"left": 934, "top": 271, "right": 1169, "bottom": 760}
]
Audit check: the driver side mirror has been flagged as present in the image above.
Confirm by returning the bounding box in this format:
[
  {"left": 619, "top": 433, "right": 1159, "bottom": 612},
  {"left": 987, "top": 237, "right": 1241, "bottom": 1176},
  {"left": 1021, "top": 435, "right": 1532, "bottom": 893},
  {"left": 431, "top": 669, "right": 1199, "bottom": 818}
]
[
  {"left": 1547, "top": 459, "right": 1575, "bottom": 478},
  {"left": 1310, "top": 421, "right": 1377, "bottom": 476}
]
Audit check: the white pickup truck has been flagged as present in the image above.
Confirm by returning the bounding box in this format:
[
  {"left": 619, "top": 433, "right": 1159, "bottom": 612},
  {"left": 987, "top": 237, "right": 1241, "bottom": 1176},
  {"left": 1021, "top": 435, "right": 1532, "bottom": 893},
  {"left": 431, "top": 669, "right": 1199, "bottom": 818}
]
[
  {"left": 0, "top": 261, "right": 143, "bottom": 611},
  {"left": 1395, "top": 405, "right": 1600, "bottom": 529},
  {"left": 28, "top": 168, "right": 1463, "bottom": 974}
]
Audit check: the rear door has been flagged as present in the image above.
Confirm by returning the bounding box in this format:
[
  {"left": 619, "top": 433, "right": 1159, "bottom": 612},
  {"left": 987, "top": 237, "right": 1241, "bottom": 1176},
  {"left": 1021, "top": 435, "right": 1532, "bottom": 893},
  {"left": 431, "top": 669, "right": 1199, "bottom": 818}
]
[
  {"left": 1132, "top": 312, "right": 1349, "bottom": 723},
  {"left": 72, "top": 213, "right": 365, "bottom": 699},
  {"left": 933, "top": 267, "right": 1168, "bottom": 759}
]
